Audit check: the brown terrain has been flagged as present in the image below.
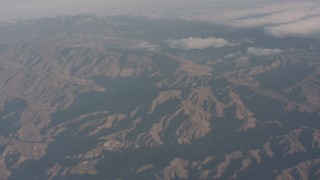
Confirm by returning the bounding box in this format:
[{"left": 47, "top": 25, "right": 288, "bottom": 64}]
[{"left": 0, "top": 16, "right": 319, "bottom": 179}]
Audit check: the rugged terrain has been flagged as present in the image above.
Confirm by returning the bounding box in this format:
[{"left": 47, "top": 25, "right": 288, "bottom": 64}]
[{"left": 0, "top": 16, "right": 319, "bottom": 179}]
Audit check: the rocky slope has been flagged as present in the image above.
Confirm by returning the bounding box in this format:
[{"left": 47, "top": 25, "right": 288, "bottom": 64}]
[{"left": 0, "top": 16, "right": 319, "bottom": 179}]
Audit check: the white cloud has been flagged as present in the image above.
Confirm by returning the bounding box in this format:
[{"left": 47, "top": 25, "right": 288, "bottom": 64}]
[
  {"left": 247, "top": 47, "right": 283, "bottom": 56},
  {"left": 166, "top": 37, "right": 231, "bottom": 50}
]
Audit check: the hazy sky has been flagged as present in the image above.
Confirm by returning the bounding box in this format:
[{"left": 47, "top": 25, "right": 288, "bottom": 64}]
[
  {"left": 0, "top": 0, "right": 294, "bottom": 21},
  {"left": 0, "top": 0, "right": 320, "bottom": 38}
]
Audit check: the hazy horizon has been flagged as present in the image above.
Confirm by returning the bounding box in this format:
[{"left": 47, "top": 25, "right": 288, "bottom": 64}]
[{"left": 1, "top": 0, "right": 320, "bottom": 38}]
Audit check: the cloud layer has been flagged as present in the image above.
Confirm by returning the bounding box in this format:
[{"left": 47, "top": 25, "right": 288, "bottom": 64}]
[
  {"left": 166, "top": 37, "right": 230, "bottom": 50},
  {"left": 247, "top": 47, "right": 283, "bottom": 56}
]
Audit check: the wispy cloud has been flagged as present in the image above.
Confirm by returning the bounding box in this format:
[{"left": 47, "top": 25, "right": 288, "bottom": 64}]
[
  {"left": 222, "top": 2, "right": 320, "bottom": 38},
  {"left": 264, "top": 16, "right": 320, "bottom": 38},
  {"left": 224, "top": 52, "right": 242, "bottom": 59},
  {"left": 180, "top": 1, "right": 320, "bottom": 39},
  {"left": 166, "top": 37, "right": 232, "bottom": 50},
  {"left": 178, "top": 1, "right": 320, "bottom": 38},
  {"left": 219, "top": 2, "right": 318, "bottom": 27},
  {"left": 247, "top": 47, "right": 283, "bottom": 56},
  {"left": 134, "top": 42, "right": 158, "bottom": 51}
]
